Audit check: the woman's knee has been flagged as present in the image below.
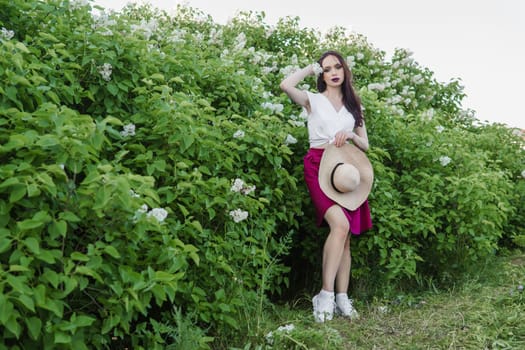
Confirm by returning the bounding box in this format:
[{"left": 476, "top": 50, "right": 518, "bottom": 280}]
[{"left": 325, "top": 206, "right": 350, "bottom": 238}]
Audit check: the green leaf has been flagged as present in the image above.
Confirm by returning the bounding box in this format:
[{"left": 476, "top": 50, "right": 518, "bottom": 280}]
[
  {"left": 0, "top": 295, "right": 14, "bottom": 324},
  {"left": 59, "top": 211, "right": 81, "bottom": 222},
  {"left": 5, "top": 315, "right": 22, "bottom": 338},
  {"left": 75, "top": 266, "right": 103, "bottom": 283},
  {"left": 37, "top": 249, "right": 59, "bottom": 264},
  {"left": 27, "top": 183, "right": 41, "bottom": 197},
  {"left": 26, "top": 317, "right": 42, "bottom": 340},
  {"left": 93, "top": 188, "right": 110, "bottom": 210},
  {"left": 36, "top": 134, "right": 60, "bottom": 147},
  {"left": 49, "top": 220, "right": 67, "bottom": 237},
  {"left": 42, "top": 268, "right": 60, "bottom": 288},
  {"left": 18, "top": 217, "right": 44, "bottom": 230},
  {"left": 8, "top": 265, "right": 29, "bottom": 272},
  {"left": 54, "top": 331, "right": 71, "bottom": 344},
  {"left": 107, "top": 82, "right": 119, "bottom": 96},
  {"left": 39, "top": 32, "right": 59, "bottom": 42},
  {"left": 46, "top": 91, "right": 60, "bottom": 104},
  {"left": 6, "top": 274, "right": 32, "bottom": 294},
  {"left": 71, "top": 252, "right": 90, "bottom": 261},
  {"left": 103, "top": 245, "right": 121, "bottom": 259},
  {"left": 181, "top": 134, "right": 194, "bottom": 151},
  {"left": 0, "top": 237, "right": 12, "bottom": 254},
  {"left": 101, "top": 314, "right": 120, "bottom": 334},
  {"left": 0, "top": 177, "right": 19, "bottom": 189},
  {"left": 9, "top": 184, "right": 26, "bottom": 203},
  {"left": 23, "top": 237, "right": 40, "bottom": 254},
  {"left": 41, "top": 299, "right": 64, "bottom": 318},
  {"left": 73, "top": 314, "right": 96, "bottom": 328},
  {"left": 16, "top": 294, "right": 35, "bottom": 312},
  {"left": 15, "top": 42, "right": 30, "bottom": 53},
  {"left": 150, "top": 73, "right": 165, "bottom": 81}
]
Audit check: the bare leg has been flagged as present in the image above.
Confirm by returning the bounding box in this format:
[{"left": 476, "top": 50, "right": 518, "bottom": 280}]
[
  {"left": 321, "top": 205, "right": 350, "bottom": 292},
  {"left": 335, "top": 234, "right": 351, "bottom": 293}
]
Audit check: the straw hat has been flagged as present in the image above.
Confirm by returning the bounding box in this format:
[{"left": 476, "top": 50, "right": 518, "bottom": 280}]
[{"left": 318, "top": 144, "right": 374, "bottom": 210}]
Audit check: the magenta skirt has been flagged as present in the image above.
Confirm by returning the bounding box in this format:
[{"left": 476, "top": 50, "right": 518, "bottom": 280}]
[{"left": 303, "top": 148, "right": 372, "bottom": 235}]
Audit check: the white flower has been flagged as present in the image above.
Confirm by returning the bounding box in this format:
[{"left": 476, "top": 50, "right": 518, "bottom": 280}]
[
  {"left": 230, "top": 178, "right": 244, "bottom": 193},
  {"left": 233, "top": 32, "right": 247, "bottom": 51},
  {"left": 280, "top": 65, "right": 300, "bottom": 77},
  {"left": 233, "top": 129, "right": 245, "bottom": 138},
  {"left": 133, "top": 204, "right": 149, "bottom": 222},
  {"left": 346, "top": 55, "right": 355, "bottom": 64},
  {"left": 231, "top": 178, "right": 256, "bottom": 195},
  {"left": 273, "top": 103, "right": 284, "bottom": 113},
  {"left": 229, "top": 208, "right": 248, "bottom": 223},
  {"left": 120, "top": 123, "right": 136, "bottom": 137},
  {"left": 378, "top": 306, "right": 389, "bottom": 314},
  {"left": 367, "top": 83, "right": 386, "bottom": 91},
  {"left": 439, "top": 156, "right": 452, "bottom": 166},
  {"left": 265, "top": 323, "right": 295, "bottom": 344},
  {"left": 311, "top": 62, "right": 323, "bottom": 77},
  {"left": 69, "top": 0, "right": 89, "bottom": 11},
  {"left": 356, "top": 52, "right": 364, "bottom": 60},
  {"left": 411, "top": 74, "right": 424, "bottom": 84},
  {"left": 129, "top": 190, "right": 140, "bottom": 198},
  {"left": 436, "top": 125, "right": 445, "bottom": 133},
  {"left": 59, "top": 164, "right": 65, "bottom": 170},
  {"left": 421, "top": 108, "right": 435, "bottom": 120},
  {"left": 130, "top": 19, "right": 158, "bottom": 40},
  {"left": 276, "top": 324, "right": 295, "bottom": 332},
  {"left": 92, "top": 12, "right": 117, "bottom": 32},
  {"left": 289, "top": 120, "right": 305, "bottom": 127},
  {"left": 265, "top": 331, "right": 274, "bottom": 345},
  {"left": 521, "top": 170, "right": 525, "bottom": 179},
  {"left": 98, "top": 63, "right": 112, "bottom": 81},
  {"left": 147, "top": 208, "right": 168, "bottom": 222},
  {"left": 261, "top": 102, "right": 283, "bottom": 114},
  {"left": 284, "top": 134, "right": 297, "bottom": 145},
  {"left": 169, "top": 29, "right": 187, "bottom": 44},
  {"left": 261, "top": 65, "right": 277, "bottom": 74},
  {"left": 241, "top": 185, "right": 256, "bottom": 195},
  {"left": 1, "top": 27, "right": 15, "bottom": 41}
]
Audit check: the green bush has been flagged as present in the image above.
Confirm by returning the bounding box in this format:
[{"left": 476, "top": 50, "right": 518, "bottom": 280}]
[{"left": 0, "top": 0, "right": 523, "bottom": 347}]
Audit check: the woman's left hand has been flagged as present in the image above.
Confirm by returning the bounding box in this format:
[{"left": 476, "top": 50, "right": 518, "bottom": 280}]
[{"left": 333, "top": 130, "right": 353, "bottom": 147}]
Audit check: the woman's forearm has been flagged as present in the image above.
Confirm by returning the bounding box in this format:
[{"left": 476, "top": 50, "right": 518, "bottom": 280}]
[{"left": 279, "top": 65, "right": 315, "bottom": 92}]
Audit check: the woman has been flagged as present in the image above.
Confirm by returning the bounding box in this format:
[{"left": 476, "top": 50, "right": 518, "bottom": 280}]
[{"left": 280, "top": 51, "right": 372, "bottom": 323}]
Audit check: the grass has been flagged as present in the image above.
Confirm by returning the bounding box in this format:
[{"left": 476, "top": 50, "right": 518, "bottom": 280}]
[{"left": 240, "top": 251, "right": 525, "bottom": 350}]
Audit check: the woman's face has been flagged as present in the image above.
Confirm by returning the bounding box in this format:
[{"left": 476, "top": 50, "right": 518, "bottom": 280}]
[{"left": 321, "top": 55, "right": 345, "bottom": 88}]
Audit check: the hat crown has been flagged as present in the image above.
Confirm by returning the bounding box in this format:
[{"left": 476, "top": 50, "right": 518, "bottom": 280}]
[{"left": 332, "top": 163, "right": 360, "bottom": 193}]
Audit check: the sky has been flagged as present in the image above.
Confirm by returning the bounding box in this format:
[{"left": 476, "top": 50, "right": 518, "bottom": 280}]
[{"left": 94, "top": 0, "right": 525, "bottom": 130}]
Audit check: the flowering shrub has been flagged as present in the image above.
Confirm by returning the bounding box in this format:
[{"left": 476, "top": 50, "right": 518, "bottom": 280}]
[{"left": 0, "top": 0, "right": 523, "bottom": 348}]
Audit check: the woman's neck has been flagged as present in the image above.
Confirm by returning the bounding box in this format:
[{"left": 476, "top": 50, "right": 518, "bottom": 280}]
[{"left": 323, "top": 86, "right": 342, "bottom": 100}]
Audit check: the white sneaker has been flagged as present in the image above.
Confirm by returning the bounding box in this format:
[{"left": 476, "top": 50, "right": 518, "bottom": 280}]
[
  {"left": 312, "top": 293, "right": 335, "bottom": 323},
  {"left": 335, "top": 295, "right": 359, "bottom": 320}
]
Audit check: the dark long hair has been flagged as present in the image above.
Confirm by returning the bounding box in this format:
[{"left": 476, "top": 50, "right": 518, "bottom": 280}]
[{"left": 316, "top": 50, "right": 364, "bottom": 127}]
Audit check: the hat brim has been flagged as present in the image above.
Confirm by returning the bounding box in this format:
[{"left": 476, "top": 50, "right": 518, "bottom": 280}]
[{"left": 318, "top": 144, "right": 374, "bottom": 211}]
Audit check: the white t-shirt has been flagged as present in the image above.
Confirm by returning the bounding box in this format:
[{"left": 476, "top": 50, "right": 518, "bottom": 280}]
[{"left": 306, "top": 91, "right": 356, "bottom": 148}]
